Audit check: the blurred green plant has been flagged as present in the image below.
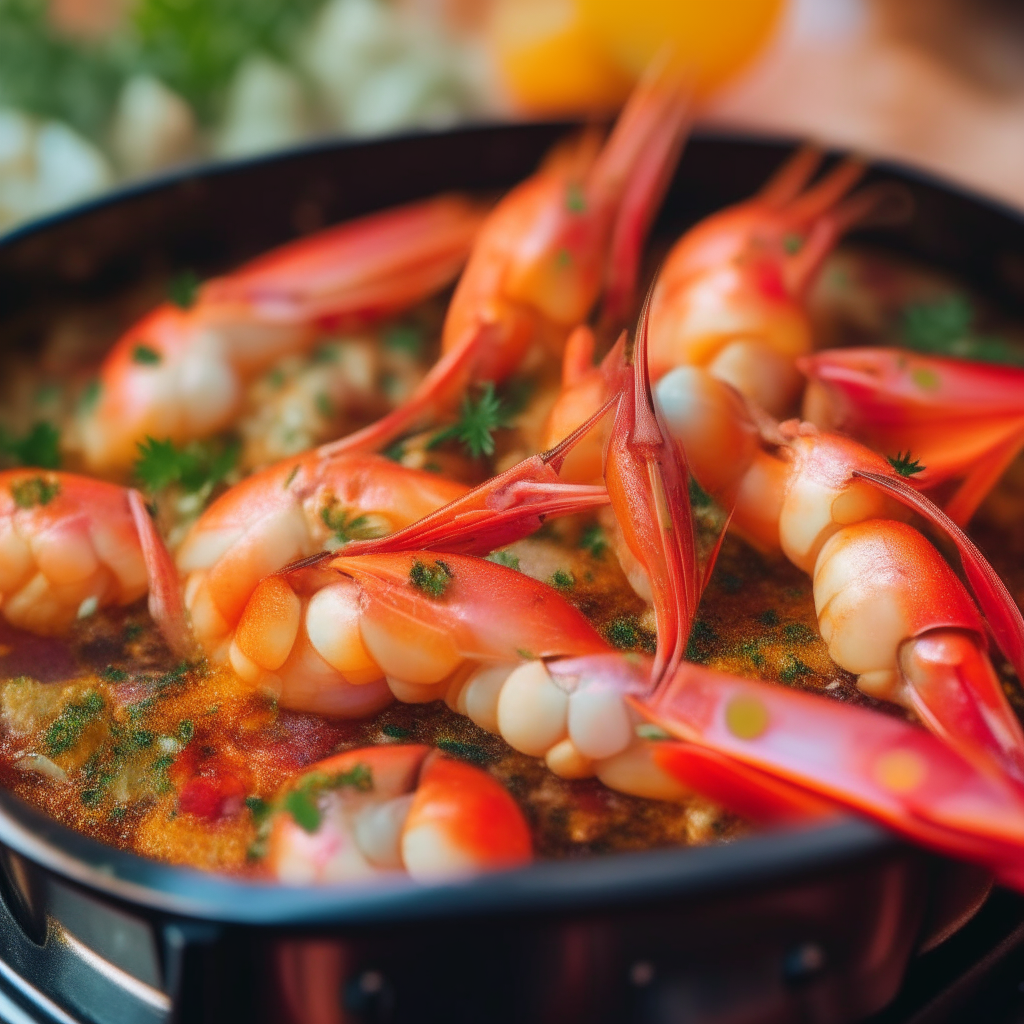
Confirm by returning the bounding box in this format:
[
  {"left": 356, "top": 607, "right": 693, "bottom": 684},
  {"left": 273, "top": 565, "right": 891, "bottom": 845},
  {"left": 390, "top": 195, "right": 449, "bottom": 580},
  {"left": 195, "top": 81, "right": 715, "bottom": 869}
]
[
  {"left": 0, "top": 0, "right": 326, "bottom": 137},
  {"left": 0, "top": 0, "right": 122, "bottom": 136},
  {"left": 130, "top": 0, "right": 323, "bottom": 122}
]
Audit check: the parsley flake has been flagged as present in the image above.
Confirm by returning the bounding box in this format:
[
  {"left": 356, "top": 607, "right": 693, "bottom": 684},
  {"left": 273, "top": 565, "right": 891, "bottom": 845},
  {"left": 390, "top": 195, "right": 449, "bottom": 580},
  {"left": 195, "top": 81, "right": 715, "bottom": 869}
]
[
  {"left": 427, "top": 382, "right": 508, "bottom": 459},
  {"left": 551, "top": 569, "right": 575, "bottom": 590},
  {"left": 486, "top": 550, "right": 520, "bottom": 571},
  {"left": 11, "top": 475, "right": 60, "bottom": 508},
  {"left": 782, "top": 233, "right": 803, "bottom": 254},
  {"left": 132, "top": 344, "right": 162, "bottom": 366},
  {"left": 578, "top": 523, "right": 607, "bottom": 558},
  {"left": 409, "top": 559, "right": 453, "bottom": 597},
  {"left": 565, "top": 183, "right": 586, "bottom": 213},
  {"left": 320, "top": 501, "right": 385, "bottom": 545},
  {"left": 888, "top": 450, "right": 925, "bottom": 477},
  {"left": 0, "top": 421, "right": 60, "bottom": 469},
  {"left": 45, "top": 691, "right": 104, "bottom": 756},
  {"left": 134, "top": 436, "right": 239, "bottom": 494},
  {"left": 167, "top": 270, "right": 200, "bottom": 309}
]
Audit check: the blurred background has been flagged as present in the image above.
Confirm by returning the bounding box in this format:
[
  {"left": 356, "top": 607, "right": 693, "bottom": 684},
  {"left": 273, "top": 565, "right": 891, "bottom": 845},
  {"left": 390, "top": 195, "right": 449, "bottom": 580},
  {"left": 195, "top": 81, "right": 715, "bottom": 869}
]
[{"left": 2, "top": 0, "right": 1024, "bottom": 234}]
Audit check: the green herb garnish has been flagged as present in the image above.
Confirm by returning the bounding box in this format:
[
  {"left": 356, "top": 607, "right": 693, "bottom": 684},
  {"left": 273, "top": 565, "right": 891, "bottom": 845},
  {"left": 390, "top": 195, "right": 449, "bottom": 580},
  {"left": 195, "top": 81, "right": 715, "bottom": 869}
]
[
  {"left": 901, "top": 295, "right": 973, "bottom": 352},
  {"left": 384, "top": 324, "right": 423, "bottom": 355},
  {"left": 486, "top": 550, "right": 520, "bottom": 572},
  {"left": 134, "top": 435, "right": 238, "bottom": 494},
  {"left": 427, "top": 382, "right": 509, "bottom": 459},
  {"left": 409, "top": 559, "right": 453, "bottom": 597},
  {"left": 45, "top": 691, "right": 104, "bottom": 756},
  {"left": 131, "top": 344, "right": 162, "bottom": 366},
  {"left": 167, "top": 270, "right": 200, "bottom": 309},
  {"left": 0, "top": 421, "right": 60, "bottom": 469},
  {"left": 320, "top": 501, "right": 385, "bottom": 545},
  {"left": 888, "top": 450, "right": 925, "bottom": 477},
  {"left": 551, "top": 569, "right": 575, "bottom": 590},
  {"left": 10, "top": 475, "right": 60, "bottom": 508},
  {"left": 578, "top": 523, "right": 607, "bottom": 558}
]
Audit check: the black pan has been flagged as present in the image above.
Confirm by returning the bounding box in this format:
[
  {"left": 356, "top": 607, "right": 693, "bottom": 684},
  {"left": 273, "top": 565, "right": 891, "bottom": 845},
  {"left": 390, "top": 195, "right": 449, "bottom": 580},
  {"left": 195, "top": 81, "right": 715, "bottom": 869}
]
[{"left": 0, "top": 124, "right": 1019, "bottom": 1024}]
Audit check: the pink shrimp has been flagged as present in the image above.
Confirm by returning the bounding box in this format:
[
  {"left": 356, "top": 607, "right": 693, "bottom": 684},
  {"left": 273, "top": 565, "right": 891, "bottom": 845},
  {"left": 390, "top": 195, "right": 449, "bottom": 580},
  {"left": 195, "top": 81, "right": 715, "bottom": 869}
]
[
  {"left": 539, "top": 147, "right": 906, "bottom": 482},
  {"left": 177, "top": 451, "right": 471, "bottom": 665},
  {"left": 78, "top": 195, "right": 485, "bottom": 471},
  {"left": 265, "top": 745, "right": 532, "bottom": 883},
  {"left": 323, "top": 60, "right": 691, "bottom": 457},
  {"left": 801, "top": 347, "right": 1024, "bottom": 524},
  {"left": 654, "top": 362, "right": 1024, "bottom": 790},
  {"left": 0, "top": 469, "right": 187, "bottom": 653}
]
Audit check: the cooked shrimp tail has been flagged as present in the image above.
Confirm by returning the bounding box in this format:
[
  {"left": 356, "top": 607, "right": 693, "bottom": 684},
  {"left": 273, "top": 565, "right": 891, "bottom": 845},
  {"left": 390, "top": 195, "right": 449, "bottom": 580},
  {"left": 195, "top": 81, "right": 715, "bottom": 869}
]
[
  {"left": 639, "top": 663, "right": 1024, "bottom": 891},
  {"left": 801, "top": 348, "right": 1024, "bottom": 524},
  {"left": 79, "top": 195, "right": 484, "bottom": 470},
  {"left": 340, "top": 393, "right": 617, "bottom": 559},
  {"left": 127, "top": 490, "right": 194, "bottom": 659},
  {"left": 325, "top": 65, "right": 691, "bottom": 459}
]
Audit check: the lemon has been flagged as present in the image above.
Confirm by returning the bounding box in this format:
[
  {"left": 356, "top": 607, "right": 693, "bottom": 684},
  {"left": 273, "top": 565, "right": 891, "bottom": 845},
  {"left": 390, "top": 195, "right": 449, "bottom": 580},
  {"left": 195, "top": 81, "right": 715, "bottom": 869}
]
[
  {"left": 579, "top": 0, "right": 785, "bottom": 98},
  {"left": 490, "top": 0, "right": 633, "bottom": 114}
]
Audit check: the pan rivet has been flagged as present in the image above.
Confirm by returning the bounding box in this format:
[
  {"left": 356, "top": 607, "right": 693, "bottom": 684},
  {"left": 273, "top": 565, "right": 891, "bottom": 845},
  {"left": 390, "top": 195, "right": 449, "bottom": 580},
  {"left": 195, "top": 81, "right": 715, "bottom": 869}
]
[{"left": 630, "top": 961, "right": 655, "bottom": 986}]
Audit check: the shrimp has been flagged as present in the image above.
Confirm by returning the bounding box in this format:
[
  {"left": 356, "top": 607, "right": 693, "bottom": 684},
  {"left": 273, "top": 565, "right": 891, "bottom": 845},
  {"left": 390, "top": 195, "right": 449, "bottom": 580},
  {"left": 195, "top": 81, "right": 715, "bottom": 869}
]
[
  {"left": 177, "top": 451, "right": 470, "bottom": 665},
  {"left": 78, "top": 195, "right": 485, "bottom": 471},
  {"left": 654, "top": 363, "right": 1024, "bottom": 788},
  {"left": 538, "top": 148, "right": 905, "bottom": 483},
  {"left": 264, "top": 745, "right": 532, "bottom": 883},
  {"left": 801, "top": 347, "right": 1024, "bottom": 524},
  {"left": 0, "top": 469, "right": 188, "bottom": 653},
  {"left": 324, "top": 59, "right": 692, "bottom": 457}
]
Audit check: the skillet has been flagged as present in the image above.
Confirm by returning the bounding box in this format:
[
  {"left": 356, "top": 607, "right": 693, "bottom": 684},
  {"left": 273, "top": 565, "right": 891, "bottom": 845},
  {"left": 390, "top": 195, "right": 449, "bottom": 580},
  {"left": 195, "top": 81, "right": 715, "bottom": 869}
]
[{"left": 0, "top": 123, "right": 1020, "bottom": 1024}]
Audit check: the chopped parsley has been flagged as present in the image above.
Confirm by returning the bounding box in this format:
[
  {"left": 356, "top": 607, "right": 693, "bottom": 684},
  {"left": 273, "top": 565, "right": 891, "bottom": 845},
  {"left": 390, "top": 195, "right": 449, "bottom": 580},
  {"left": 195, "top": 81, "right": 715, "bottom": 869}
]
[
  {"left": 551, "top": 569, "right": 575, "bottom": 590},
  {"left": 689, "top": 477, "right": 714, "bottom": 511},
  {"left": 779, "top": 655, "right": 813, "bottom": 683},
  {"left": 78, "top": 379, "right": 102, "bottom": 414},
  {"left": 0, "top": 421, "right": 60, "bottom": 469},
  {"left": 486, "top": 550, "right": 520, "bottom": 571},
  {"left": 578, "top": 523, "right": 607, "bottom": 559},
  {"left": 901, "top": 295, "right": 973, "bottom": 352},
  {"left": 131, "top": 344, "right": 162, "bottom": 366},
  {"left": 685, "top": 619, "right": 718, "bottom": 663},
  {"left": 320, "top": 501, "right": 385, "bottom": 545},
  {"left": 757, "top": 609, "right": 780, "bottom": 627},
  {"left": 44, "top": 691, "right": 104, "bottom": 756},
  {"left": 888, "top": 450, "right": 925, "bottom": 477},
  {"left": 782, "top": 233, "right": 803, "bottom": 254},
  {"left": 315, "top": 393, "right": 334, "bottom": 419},
  {"left": 606, "top": 616, "right": 657, "bottom": 654},
  {"left": 384, "top": 324, "right": 423, "bottom": 355},
  {"left": 283, "top": 465, "right": 300, "bottom": 489},
  {"left": 10, "top": 475, "right": 60, "bottom": 508},
  {"left": 783, "top": 623, "right": 818, "bottom": 644},
  {"left": 435, "top": 738, "right": 491, "bottom": 766},
  {"left": 381, "top": 723, "right": 412, "bottom": 740},
  {"left": 282, "top": 763, "right": 374, "bottom": 833},
  {"left": 409, "top": 559, "right": 453, "bottom": 598},
  {"left": 134, "top": 435, "right": 238, "bottom": 494},
  {"left": 167, "top": 270, "right": 200, "bottom": 309},
  {"left": 428, "top": 382, "right": 509, "bottom": 459},
  {"left": 565, "top": 183, "right": 586, "bottom": 213}
]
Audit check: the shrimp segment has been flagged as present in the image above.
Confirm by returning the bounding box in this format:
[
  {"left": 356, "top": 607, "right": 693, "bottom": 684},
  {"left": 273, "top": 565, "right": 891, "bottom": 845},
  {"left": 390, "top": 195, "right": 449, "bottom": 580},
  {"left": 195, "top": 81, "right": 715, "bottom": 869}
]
[
  {"left": 178, "top": 451, "right": 469, "bottom": 663},
  {"left": 79, "top": 195, "right": 485, "bottom": 470},
  {"left": 0, "top": 470, "right": 188, "bottom": 652},
  {"left": 323, "top": 61, "right": 691, "bottom": 457},
  {"left": 265, "top": 745, "right": 532, "bottom": 883},
  {"left": 801, "top": 347, "right": 1024, "bottom": 524},
  {"left": 653, "top": 364, "right": 1024, "bottom": 789},
  {"left": 541, "top": 148, "right": 905, "bottom": 480},
  {"left": 640, "top": 663, "right": 1024, "bottom": 888},
  {"left": 230, "top": 551, "right": 609, "bottom": 715}
]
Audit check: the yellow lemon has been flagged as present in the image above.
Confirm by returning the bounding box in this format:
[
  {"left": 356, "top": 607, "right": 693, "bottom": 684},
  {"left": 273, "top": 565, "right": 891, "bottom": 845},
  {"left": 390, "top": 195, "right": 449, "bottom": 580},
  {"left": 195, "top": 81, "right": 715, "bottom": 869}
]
[
  {"left": 579, "top": 0, "right": 786, "bottom": 98},
  {"left": 490, "top": 0, "right": 634, "bottom": 114}
]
